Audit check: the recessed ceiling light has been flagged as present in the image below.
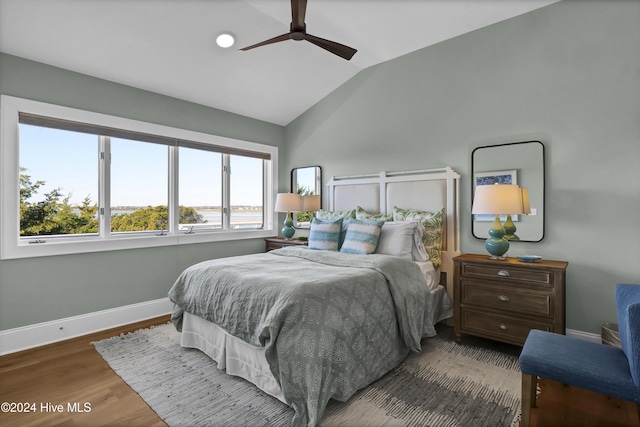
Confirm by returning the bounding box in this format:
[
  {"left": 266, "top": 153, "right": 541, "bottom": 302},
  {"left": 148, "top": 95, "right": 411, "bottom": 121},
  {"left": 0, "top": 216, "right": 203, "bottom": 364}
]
[{"left": 216, "top": 33, "right": 235, "bottom": 48}]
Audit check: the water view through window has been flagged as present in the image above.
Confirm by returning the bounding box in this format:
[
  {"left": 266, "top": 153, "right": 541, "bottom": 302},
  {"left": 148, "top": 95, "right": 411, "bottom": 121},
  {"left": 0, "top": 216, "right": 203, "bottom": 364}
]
[
  {"left": 19, "top": 124, "right": 264, "bottom": 237},
  {"left": 230, "top": 155, "right": 264, "bottom": 229}
]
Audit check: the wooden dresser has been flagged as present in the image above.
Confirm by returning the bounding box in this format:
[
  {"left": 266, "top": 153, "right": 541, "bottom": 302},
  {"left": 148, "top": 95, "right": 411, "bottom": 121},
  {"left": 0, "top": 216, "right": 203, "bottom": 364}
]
[
  {"left": 264, "top": 237, "right": 308, "bottom": 252},
  {"left": 453, "top": 253, "right": 568, "bottom": 346}
]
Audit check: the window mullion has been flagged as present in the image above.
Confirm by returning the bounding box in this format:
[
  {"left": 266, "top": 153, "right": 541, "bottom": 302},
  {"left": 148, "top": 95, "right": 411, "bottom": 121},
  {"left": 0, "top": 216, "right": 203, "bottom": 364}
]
[
  {"left": 168, "top": 145, "right": 179, "bottom": 234},
  {"left": 222, "top": 154, "right": 231, "bottom": 230},
  {"left": 99, "top": 136, "right": 111, "bottom": 238}
]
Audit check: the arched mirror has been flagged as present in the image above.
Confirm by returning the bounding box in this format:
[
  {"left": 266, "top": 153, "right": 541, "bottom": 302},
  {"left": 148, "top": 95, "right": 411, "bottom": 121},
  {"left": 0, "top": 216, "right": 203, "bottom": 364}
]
[
  {"left": 472, "top": 141, "right": 545, "bottom": 242},
  {"left": 291, "top": 165, "right": 322, "bottom": 228}
]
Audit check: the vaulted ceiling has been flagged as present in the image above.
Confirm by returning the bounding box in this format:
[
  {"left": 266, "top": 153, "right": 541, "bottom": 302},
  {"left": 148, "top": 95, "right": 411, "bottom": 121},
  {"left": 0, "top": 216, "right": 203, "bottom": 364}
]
[{"left": 0, "top": 0, "right": 557, "bottom": 125}]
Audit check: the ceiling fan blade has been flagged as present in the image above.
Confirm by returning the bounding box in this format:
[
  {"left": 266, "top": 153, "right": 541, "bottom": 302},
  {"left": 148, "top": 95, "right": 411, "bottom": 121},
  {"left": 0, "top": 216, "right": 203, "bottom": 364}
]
[
  {"left": 239, "top": 33, "right": 291, "bottom": 51},
  {"left": 305, "top": 33, "right": 357, "bottom": 60},
  {"left": 291, "top": 0, "right": 307, "bottom": 31}
]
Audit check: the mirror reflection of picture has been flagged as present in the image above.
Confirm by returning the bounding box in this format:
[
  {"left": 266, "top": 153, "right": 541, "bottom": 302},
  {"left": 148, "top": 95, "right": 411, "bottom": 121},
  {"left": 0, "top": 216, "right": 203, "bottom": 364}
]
[{"left": 474, "top": 170, "right": 518, "bottom": 222}]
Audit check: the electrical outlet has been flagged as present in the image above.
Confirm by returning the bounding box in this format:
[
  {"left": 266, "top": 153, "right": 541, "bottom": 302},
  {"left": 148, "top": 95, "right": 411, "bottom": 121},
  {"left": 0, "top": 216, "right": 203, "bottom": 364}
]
[{"left": 530, "top": 208, "right": 537, "bottom": 215}]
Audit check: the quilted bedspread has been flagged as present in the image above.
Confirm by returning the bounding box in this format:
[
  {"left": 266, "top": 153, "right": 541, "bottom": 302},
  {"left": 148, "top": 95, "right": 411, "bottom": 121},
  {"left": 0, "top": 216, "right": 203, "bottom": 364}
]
[{"left": 168, "top": 247, "right": 435, "bottom": 426}]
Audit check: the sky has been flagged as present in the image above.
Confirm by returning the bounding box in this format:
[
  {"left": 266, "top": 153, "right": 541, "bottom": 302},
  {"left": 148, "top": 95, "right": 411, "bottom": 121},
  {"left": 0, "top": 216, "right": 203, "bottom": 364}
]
[
  {"left": 19, "top": 124, "right": 263, "bottom": 207},
  {"left": 295, "top": 166, "right": 317, "bottom": 194}
]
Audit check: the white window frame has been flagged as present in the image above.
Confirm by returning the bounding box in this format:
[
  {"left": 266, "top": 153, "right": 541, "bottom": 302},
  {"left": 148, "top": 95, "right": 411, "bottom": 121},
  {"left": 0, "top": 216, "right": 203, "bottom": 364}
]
[{"left": 0, "top": 95, "right": 278, "bottom": 260}]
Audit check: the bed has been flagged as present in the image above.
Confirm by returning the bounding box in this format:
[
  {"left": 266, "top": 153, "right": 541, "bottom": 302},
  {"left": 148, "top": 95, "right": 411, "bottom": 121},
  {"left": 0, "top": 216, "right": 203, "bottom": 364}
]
[{"left": 169, "top": 167, "right": 461, "bottom": 427}]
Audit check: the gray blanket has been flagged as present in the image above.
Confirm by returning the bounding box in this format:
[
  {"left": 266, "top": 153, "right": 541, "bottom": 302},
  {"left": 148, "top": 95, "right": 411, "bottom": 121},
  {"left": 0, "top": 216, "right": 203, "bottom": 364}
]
[{"left": 168, "top": 247, "right": 436, "bottom": 426}]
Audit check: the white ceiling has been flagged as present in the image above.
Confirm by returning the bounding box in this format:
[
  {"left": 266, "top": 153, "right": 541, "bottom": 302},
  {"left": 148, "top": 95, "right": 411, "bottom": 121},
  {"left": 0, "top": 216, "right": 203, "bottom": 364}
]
[{"left": 0, "top": 0, "right": 557, "bottom": 126}]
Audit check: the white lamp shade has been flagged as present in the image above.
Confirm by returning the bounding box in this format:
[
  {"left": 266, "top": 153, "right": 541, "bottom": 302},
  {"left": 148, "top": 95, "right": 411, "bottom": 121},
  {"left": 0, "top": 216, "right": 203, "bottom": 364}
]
[
  {"left": 472, "top": 184, "right": 524, "bottom": 215},
  {"left": 274, "top": 193, "right": 302, "bottom": 212},
  {"left": 302, "top": 195, "right": 321, "bottom": 212},
  {"left": 521, "top": 187, "right": 531, "bottom": 214}
]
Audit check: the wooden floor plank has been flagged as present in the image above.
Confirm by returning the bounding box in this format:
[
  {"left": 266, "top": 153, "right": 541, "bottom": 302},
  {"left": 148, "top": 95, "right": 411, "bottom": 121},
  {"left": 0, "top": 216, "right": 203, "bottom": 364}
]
[{"left": 1, "top": 315, "right": 637, "bottom": 426}]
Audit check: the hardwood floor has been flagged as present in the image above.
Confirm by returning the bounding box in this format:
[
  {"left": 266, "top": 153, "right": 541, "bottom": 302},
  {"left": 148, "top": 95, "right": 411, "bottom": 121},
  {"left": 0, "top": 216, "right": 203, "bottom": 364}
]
[
  {"left": 0, "top": 316, "right": 170, "bottom": 427},
  {"left": 0, "top": 317, "right": 637, "bottom": 427}
]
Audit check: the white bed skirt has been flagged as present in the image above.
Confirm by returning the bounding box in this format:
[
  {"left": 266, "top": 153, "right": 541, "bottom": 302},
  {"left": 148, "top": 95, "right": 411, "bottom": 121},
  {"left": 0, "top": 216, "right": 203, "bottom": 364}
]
[
  {"left": 180, "top": 285, "right": 453, "bottom": 404},
  {"left": 181, "top": 312, "right": 287, "bottom": 403},
  {"left": 429, "top": 284, "right": 454, "bottom": 326}
]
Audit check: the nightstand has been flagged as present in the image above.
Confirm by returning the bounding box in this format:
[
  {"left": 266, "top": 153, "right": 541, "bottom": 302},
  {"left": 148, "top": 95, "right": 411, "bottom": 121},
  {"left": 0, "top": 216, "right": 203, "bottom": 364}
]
[
  {"left": 453, "top": 253, "right": 568, "bottom": 346},
  {"left": 264, "top": 237, "right": 308, "bottom": 252}
]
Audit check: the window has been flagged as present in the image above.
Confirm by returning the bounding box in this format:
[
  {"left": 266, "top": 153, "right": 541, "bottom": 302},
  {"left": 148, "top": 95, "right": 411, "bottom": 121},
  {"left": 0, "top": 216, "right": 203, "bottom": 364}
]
[
  {"left": 178, "top": 146, "right": 222, "bottom": 232},
  {"left": 110, "top": 138, "right": 169, "bottom": 233},
  {"left": 19, "top": 125, "right": 100, "bottom": 237},
  {"left": 1, "top": 95, "right": 278, "bottom": 259},
  {"left": 230, "top": 155, "right": 264, "bottom": 230}
]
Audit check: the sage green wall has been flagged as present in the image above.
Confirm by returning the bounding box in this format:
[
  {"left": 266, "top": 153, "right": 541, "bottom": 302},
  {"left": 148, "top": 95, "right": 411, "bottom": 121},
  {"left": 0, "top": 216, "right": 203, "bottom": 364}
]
[
  {"left": 0, "top": 53, "right": 285, "bottom": 330},
  {"left": 285, "top": 0, "right": 640, "bottom": 334}
]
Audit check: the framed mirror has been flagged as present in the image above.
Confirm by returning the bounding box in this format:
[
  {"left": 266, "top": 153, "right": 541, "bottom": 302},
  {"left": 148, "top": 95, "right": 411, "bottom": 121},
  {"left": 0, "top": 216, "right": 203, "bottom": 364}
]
[
  {"left": 291, "top": 165, "right": 322, "bottom": 228},
  {"left": 472, "top": 141, "right": 545, "bottom": 242}
]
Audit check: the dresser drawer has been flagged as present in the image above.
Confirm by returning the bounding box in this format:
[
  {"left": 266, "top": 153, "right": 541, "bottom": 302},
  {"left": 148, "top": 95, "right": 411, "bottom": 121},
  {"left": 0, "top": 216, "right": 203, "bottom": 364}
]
[
  {"left": 461, "top": 281, "right": 552, "bottom": 318},
  {"left": 460, "top": 308, "right": 553, "bottom": 345},
  {"left": 461, "top": 263, "right": 554, "bottom": 287}
]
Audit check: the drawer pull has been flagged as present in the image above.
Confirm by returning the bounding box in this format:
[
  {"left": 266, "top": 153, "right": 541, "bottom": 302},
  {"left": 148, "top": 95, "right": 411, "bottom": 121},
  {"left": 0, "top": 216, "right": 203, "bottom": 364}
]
[
  {"left": 498, "top": 324, "right": 508, "bottom": 330},
  {"left": 497, "top": 270, "right": 510, "bottom": 277},
  {"left": 497, "top": 295, "right": 510, "bottom": 302}
]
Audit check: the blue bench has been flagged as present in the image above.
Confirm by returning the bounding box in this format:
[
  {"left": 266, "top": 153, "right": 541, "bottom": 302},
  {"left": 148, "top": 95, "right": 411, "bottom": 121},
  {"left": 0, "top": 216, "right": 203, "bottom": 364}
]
[{"left": 519, "top": 284, "right": 640, "bottom": 427}]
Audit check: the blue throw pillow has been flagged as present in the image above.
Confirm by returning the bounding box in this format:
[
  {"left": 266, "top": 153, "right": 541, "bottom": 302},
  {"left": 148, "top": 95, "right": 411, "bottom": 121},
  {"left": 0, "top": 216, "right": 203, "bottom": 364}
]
[
  {"left": 308, "top": 217, "right": 343, "bottom": 251},
  {"left": 339, "top": 219, "right": 385, "bottom": 254}
]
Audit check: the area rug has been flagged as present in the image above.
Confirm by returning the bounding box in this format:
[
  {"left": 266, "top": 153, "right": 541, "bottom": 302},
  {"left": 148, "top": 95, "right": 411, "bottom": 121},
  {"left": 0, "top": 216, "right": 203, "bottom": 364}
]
[{"left": 94, "top": 324, "right": 521, "bottom": 427}]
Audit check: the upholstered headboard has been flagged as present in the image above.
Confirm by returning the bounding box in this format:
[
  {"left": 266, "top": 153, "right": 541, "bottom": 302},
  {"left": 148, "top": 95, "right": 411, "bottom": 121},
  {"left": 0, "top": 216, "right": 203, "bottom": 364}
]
[{"left": 327, "top": 168, "right": 461, "bottom": 299}]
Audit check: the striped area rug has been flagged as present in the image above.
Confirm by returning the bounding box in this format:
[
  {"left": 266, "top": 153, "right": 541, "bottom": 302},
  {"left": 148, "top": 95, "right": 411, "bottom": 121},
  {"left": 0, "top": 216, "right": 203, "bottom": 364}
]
[{"left": 94, "top": 323, "right": 521, "bottom": 427}]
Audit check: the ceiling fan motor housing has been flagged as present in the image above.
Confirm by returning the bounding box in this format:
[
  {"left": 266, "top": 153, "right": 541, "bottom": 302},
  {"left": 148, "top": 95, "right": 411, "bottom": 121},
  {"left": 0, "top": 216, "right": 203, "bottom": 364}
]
[{"left": 290, "top": 23, "right": 306, "bottom": 40}]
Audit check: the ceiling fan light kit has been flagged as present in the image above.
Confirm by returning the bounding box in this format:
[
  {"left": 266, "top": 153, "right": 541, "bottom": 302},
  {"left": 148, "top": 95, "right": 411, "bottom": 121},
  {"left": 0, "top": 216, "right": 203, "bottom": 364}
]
[{"left": 240, "top": 0, "right": 357, "bottom": 60}]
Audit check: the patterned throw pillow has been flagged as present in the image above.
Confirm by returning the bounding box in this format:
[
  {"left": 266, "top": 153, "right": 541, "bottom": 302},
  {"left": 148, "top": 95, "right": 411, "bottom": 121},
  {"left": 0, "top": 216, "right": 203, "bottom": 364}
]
[
  {"left": 393, "top": 206, "right": 445, "bottom": 268},
  {"left": 315, "top": 209, "right": 354, "bottom": 243},
  {"left": 316, "top": 209, "right": 356, "bottom": 221},
  {"left": 355, "top": 206, "right": 393, "bottom": 221},
  {"left": 308, "top": 217, "right": 343, "bottom": 251},
  {"left": 339, "top": 219, "right": 385, "bottom": 255}
]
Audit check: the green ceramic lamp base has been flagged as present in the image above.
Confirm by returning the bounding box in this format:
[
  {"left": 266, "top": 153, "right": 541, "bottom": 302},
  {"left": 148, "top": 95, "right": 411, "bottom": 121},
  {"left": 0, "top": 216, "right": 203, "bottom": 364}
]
[
  {"left": 485, "top": 214, "right": 509, "bottom": 259},
  {"left": 503, "top": 214, "right": 520, "bottom": 241},
  {"left": 281, "top": 212, "right": 295, "bottom": 239}
]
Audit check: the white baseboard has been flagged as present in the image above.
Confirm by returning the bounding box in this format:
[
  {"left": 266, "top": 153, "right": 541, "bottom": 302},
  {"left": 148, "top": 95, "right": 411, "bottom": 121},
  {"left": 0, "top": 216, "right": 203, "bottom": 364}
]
[
  {"left": 0, "top": 300, "right": 603, "bottom": 356},
  {"left": 566, "top": 328, "right": 601, "bottom": 343},
  {"left": 0, "top": 297, "right": 172, "bottom": 356}
]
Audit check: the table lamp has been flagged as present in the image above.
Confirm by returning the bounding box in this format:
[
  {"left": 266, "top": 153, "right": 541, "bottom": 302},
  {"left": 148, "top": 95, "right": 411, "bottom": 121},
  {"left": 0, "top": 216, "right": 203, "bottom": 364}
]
[
  {"left": 274, "top": 193, "right": 302, "bottom": 239},
  {"left": 472, "top": 184, "right": 524, "bottom": 259},
  {"left": 503, "top": 187, "right": 531, "bottom": 240},
  {"left": 302, "top": 195, "right": 321, "bottom": 214}
]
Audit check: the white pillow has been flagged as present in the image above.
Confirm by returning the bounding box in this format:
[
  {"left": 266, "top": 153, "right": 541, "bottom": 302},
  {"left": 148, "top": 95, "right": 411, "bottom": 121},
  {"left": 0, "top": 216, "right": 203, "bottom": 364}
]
[{"left": 375, "top": 221, "right": 429, "bottom": 261}]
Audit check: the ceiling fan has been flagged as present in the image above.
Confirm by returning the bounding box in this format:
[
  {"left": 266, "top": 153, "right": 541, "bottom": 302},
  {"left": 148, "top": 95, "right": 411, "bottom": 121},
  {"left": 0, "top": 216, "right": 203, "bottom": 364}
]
[{"left": 240, "top": 0, "right": 357, "bottom": 60}]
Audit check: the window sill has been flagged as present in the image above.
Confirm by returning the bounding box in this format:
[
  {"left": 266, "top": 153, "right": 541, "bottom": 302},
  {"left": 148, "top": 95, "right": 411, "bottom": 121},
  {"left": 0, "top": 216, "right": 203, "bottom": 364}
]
[{"left": 1, "top": 228, "right": 275, "bottom": 260}]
